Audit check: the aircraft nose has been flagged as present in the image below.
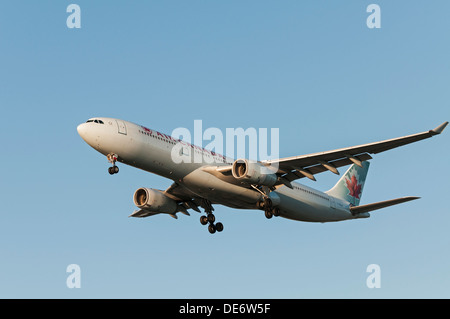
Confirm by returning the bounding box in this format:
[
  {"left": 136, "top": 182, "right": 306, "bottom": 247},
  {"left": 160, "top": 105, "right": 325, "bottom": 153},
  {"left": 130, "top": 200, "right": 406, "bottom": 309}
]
[{"left": 77, "top": 123, "right": 88, "bottom": 140}]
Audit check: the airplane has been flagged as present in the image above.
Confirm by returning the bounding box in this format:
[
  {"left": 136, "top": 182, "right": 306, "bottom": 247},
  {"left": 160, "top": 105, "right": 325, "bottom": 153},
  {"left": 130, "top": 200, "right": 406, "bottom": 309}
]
[{"left": 77, "top": 118, "right": 448, "bottom": 234}]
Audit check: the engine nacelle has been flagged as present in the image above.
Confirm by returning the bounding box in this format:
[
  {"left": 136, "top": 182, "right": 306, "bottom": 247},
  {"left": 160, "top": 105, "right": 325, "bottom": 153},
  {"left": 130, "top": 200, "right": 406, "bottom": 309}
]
[
  {"left": 133, "top": 188, "right": 177, "bottom": 214},
  {"left": 231, "top": 159, "right": 278, "bottom": 187}
]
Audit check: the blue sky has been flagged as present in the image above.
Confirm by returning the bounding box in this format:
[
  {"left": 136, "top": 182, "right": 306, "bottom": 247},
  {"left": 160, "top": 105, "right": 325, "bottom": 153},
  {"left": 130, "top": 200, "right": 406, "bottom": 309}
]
[{"left": 0, "top": 1, "right": 449, "bottom": 298}]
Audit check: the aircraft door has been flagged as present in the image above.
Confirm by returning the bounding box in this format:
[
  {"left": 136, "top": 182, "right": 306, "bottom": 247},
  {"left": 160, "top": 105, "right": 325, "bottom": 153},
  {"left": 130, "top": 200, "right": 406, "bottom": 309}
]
[{"left": 116, "top": 120, "right": 127, "bottom": 135}]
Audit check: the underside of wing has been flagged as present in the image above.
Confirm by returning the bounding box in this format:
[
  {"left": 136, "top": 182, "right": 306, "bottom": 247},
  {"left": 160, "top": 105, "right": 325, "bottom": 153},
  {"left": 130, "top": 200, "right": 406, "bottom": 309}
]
[
  {"left": 163, "top": 182, "right": 197, "bottom": 202},
  {"left": 129, "top": 209, "right": 160, "bottom": 218},
  {"left": 163, "top": 182, "right": 205, "bottom": 213}
]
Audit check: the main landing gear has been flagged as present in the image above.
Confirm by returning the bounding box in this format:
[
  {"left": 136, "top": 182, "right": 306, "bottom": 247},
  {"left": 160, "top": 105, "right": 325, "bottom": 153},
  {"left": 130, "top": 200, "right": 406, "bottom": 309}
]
[
  {"left": 252, "top": 185, "right": 280, "bottom": 219},
  {"left": 107, "top": 153, "right": 119, "bottom": 175},
  {"left": 260, "top": 197, "right": 280, "bottom": 219},
  {"left": 200, "top": 199, "right": 223, "bottom": 234}
]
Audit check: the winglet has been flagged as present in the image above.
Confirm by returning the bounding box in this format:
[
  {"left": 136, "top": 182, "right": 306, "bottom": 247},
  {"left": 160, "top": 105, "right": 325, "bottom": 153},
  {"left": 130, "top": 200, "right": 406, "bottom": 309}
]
[{"left": 431, "top": 121, "right": 448, "bottom": 135}]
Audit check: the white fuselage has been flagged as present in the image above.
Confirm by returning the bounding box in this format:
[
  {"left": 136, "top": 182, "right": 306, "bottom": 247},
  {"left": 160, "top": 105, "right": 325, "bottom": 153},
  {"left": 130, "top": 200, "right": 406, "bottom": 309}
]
[{"left": 77, "top": 117, "right": 367, "bottom": 222}]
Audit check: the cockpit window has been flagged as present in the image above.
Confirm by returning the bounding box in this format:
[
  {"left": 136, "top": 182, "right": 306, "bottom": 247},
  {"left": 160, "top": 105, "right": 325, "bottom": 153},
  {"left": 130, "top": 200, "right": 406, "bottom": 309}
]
[{"left": 86, "top": 119, "right": 104, "bottom": 124}]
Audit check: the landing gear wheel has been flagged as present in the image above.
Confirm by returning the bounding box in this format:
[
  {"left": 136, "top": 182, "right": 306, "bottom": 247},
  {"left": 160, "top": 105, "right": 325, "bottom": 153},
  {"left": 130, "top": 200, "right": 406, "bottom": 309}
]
[
  {"left": 207, "top": 214, "right": 215, "bottom": 223},
  {"left": 215, "top": 222, "right": 224, "bottom": 232},
  {"left": 265, "top": 209, "right": 273, "bottom": 219},
  {"left": 108, "top": 166, "right": 119, "bottom": 175},
  {"left": 208, "top": 224, "right": 216, "bottom": 234},
  {"left": 264, "top": 197, "right": 272, "bottom": 210},
  {"left": 200, "top": 216, "right": 208, "bottom": 225},
  {"left": 272, "top": 207, "right": 280, "bottom": 217}
]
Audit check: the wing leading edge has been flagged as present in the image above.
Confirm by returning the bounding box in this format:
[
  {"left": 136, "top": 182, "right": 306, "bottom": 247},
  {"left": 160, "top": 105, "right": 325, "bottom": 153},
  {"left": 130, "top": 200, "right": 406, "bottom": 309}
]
[{"left": 264, "top": 121, "right": 448, "bottom": 183}]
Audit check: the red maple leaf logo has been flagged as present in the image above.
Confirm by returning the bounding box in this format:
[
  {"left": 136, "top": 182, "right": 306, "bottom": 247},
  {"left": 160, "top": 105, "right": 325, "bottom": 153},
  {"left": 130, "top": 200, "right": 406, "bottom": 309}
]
[{"left": 345, "top": 175, "right": 362, "bottom": 199}]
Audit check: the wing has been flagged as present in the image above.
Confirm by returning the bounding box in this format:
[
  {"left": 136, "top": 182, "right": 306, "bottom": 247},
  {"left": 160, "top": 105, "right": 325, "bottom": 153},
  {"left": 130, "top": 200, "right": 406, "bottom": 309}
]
[
  {"left": 163, "top": 182, "right": 203, "bottom": 213},
  {"left": 129, "top": 209, "right": 160, "bottom": 218},
  {"left": 263, "top": 121, "right": 448, "bottom": 184}
]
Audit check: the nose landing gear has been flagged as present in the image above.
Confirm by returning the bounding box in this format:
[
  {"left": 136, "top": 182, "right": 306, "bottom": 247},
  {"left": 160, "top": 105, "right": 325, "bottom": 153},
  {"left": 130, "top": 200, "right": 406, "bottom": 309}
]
[{"left": 107, "top": 153, "right": 119, "bottom": 175}]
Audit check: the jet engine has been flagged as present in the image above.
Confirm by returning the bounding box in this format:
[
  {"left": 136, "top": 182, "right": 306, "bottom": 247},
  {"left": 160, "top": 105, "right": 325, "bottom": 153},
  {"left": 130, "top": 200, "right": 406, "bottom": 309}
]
[
  {"left": 231, "top": 159, "right": 278, "bottom": 187},
  {"left": 133, "top": 187, "right": 178, "bottom": 214}
]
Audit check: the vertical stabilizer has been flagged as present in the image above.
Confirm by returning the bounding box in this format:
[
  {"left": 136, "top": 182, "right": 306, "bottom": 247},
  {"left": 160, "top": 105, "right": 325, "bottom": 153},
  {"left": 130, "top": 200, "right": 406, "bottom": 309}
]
[{"left": 325, "top": 161, "right": 370, "bottom": 206}]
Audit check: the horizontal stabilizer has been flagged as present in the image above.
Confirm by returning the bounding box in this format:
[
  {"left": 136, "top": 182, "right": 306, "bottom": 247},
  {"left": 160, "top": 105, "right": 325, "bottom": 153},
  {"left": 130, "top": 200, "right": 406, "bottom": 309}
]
[{"left": 350, "top": 196, "right": 420, "bottom": 215}]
